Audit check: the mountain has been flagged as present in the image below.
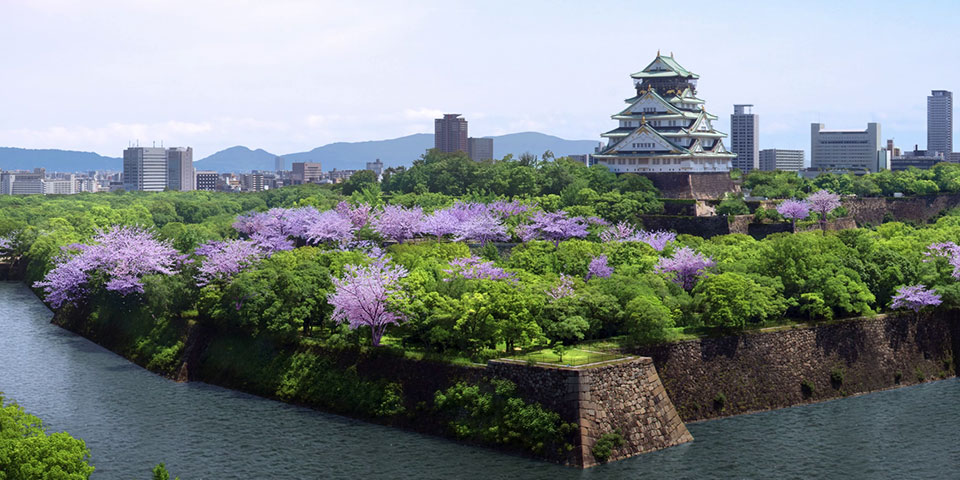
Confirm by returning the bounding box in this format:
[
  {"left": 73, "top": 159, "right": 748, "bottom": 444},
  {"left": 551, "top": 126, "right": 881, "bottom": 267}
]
[
  {"left": 195, "top": 132, "right": 601, "bottom": 173},
  {"left": 0, "top": 147, "right": 120, "bottom": 172},
  {"left": 0, "top": 132, "right": 602, "bottom": 174},
  {"left": 192, "top": 146, "right": 278, "bottom": 173},
  {"left": 487, "top": 132, "right": 600, "bottom": 160}
]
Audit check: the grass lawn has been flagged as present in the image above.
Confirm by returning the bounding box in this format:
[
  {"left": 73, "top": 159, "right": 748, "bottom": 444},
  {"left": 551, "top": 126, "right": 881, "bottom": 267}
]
[{"left": 508, "top": 347, "right": 624, "bottom": 367}]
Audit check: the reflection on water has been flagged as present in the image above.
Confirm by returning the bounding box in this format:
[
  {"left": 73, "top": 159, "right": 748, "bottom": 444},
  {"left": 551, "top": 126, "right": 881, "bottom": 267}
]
[{"left": 2, "top": 282, "right": 959, "bottom": 479}]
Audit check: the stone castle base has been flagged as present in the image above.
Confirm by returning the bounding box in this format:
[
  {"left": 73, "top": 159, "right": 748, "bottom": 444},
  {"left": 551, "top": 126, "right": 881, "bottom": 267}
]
[{"left": 635, "top": 172, "right": 739, "bottom": 200}]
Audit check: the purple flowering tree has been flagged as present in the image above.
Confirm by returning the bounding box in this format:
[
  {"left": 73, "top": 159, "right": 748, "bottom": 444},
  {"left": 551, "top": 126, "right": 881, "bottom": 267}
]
[
  {"left": 925, "top": 242, "right": 960, "bottom": 279},
  {"left": 372, "top": 205, "right": 424, "bottom": 243},
  {"left": 599, "top": 222, "right": 675, "bottom": 251},
  {"left": 455, "top": 212, "right": 509, "bottom": 246},
  {"left": 487, "top": 199, "right": 532, "bottom": 218},
  {"left": 335, "top": 201, "right": 372, "bottom": 230},
  {"left": 547, "top": 274, "right": 575, "bottom": 301},
  {"left": 234, "top": 207, "right": 319, "bottom": 252},
  {"left": 443, "top": 256, "right": 516, "bottom": 282},
  {"left": 194, "top": 239, "right": 264, "bottom": 287},
  {"left": 518, "top": 211, "right": 589, "bottom": 246},
  {"left": 34, "top": 226, "right": 182, "bottom": 308},
  {"left": 890, "top": 285, "right": 942, "bottom": 314},
  {"left": 419, "top": 208, "right": 460, "bottom": 240},
  {"left": 0, "top": 235, "right": 12, "bottom": 254},
  {"left": 777, "top": 199, "right": 811, "bottom": 231},
  {"left": 654, "top": 247, "right": 715, "bottom": 290},
  {"left": 599, "top": 222, "right": 637, "bottom": 242},
  {"left": 327, "top": 259, "right": 408, "bottom": 347},
  {"left": 305, "top": 210, "right": 355, "bottom": 246},
  {"left": 635, "top": 230, "right": 677, "bottom": 252},
  {"left": 806, "top": 190, "right": 841, "bottom": 233},
  {"left": 585, "top": 255, "right": 614, "bottom": 281}
]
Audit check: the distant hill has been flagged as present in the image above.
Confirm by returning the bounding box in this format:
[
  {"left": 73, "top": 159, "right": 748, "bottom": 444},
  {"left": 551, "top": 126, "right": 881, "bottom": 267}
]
[
  {"left": 193, "top": 146, "right": 279, "bottom": 173},
  {"left": 0, "top": 147, "right": 120, "bottom": 172},
  {"left": 0, "top": 132, "right": 602, "bottom": 174}
]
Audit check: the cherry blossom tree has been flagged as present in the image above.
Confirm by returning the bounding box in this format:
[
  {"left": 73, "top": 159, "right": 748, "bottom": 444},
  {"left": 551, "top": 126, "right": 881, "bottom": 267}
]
[
  {"left": 585, "top": 255, "right": 613, "bottom": 281},
  {"left": 777, "top": 199, "right": 811, "bottom": 231},
  {"left": 34, "top": 226, "right": 182, "bottom": 308},
  {"left": 371, "top": 205, "right": 424, "bottom": 243},
  {"left": 654, "top": 246, "right": 715, "bottom": 290},
  {"left": 518, "top": 211, "right": 588, "bottom": 246},
  {"left": 443, "top": 256, "right": 515, "bottom": 282},
  {"left": 547, "top": 274, "right": 575, "bottom": 300},
  {"left": 890, "top": 285, "right": 941, "bottom": 313},
  {"left": 925, "top": 242, "right": 960, "bottom": 279},
  {"left": 194, "top": 239, "right": 264, "bottom": 286},
  {"left": 807, "top": 190, "right": 841, "bottom": 233},
  {"left": 327, "top": 259, "right": 408, "bottom": 346},
  {"left": 305, "top": 210, "right": 355, "bottom": 246}
]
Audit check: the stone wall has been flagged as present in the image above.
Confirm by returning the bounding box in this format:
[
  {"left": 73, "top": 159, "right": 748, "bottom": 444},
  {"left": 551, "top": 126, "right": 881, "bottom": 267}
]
[
  {"left": 638, "top": 215, "right": 734, "bottom": 238},
  {"left": 640, "top": 172, "right": 740, "bottom": 200},
  {"left": 633, "top": 313, "right": 959, "bottom": 422},
  {"left": 843, "top": 194, "right": 960, "bottom": 225},
  {"left": 487, "top": 357, "right": 691, "bottom": 467}
]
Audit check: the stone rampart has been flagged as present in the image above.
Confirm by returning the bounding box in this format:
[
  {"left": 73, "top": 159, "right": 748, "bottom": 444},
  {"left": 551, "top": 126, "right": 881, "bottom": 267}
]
[
  {"left": 639, "top": 172, "right": 739, "bottom": 200},
  {"left": 487, "top": 357, "right": 691, "bottom": 467},
  {"left": 633, "top": 313, "right": 959, "bottom": 422}
]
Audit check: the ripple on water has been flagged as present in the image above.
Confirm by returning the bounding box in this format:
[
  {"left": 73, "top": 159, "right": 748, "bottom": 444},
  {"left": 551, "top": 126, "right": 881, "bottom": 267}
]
[{"left": 2, "top": 282, "right": 960, "bottom": 479}]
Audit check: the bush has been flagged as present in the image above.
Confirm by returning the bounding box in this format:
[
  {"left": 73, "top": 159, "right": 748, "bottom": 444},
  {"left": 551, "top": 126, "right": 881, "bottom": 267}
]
[
  {"left": 591, "top": 430, "right": 624, "bottom": 463},
  {"left": 433, "top": 379, "right": 575, "bottom": 456},
  {"left": 830, "top": 367, "right": 844, "bottom": 388},
  {"left": 800, "top": 379, "right": 815, "bottom": 398},
  {"left": 713, "top": 392, "right": 727, "bottom": 411}
]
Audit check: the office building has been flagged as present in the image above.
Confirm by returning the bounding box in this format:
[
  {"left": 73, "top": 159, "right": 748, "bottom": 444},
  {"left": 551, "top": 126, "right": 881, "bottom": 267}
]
[
  {"left": 730, "top": 104, "right": 759, "bottom": 172},
  {"left": 928, "top": 90, "right": 953, "bottom": 156},
  {"left": 122, "top": 147, "right": 167, "bottom": 191},
  {"left": 0, "top": 171, "right": 43, "bottom": 195},
  {"left": 758, "top": 149, "right": 804, "bottom": 171},
  {"left": 292, "top": 162, "right": 323, "bottom": 183},
  {"left": 593, "top": 52, "right": 735, "bottom": 173},
  {"left": 43, "top": 177, "right": 76, "bottom": 195},
  {"left": 275, "top": 156, "right": 285, "bottom": 172},
  {"left": 196, "top": 171, "right": 218, "bottom": 191},
  {"left": 810, "top": 123, "right": 885, "bottom": 172},
  {"left": 468, "top": 137, "right": 494, "bottom": 161},
  {"left": 365, "top": 159, "right": 384, "bottom": 179},
  {"left": 435, "top": 114, "right": 469, "bottom": 153},
  {"left": 241, "top": 173, "right": 265, "bottom": 192},
  {"left": 166, "top": 147, "right": 195, "bottom": 191},
  {"left": 328, "top": 169, "right": 358, "bottom": 183},
  {"left": 891, "top": 146, "right": 945, "bottom": 171}
]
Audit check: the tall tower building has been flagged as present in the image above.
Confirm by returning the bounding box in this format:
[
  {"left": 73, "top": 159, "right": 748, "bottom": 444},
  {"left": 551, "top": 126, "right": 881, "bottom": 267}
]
[
  {"left": 593, "top": 53, "right": 735, "bottom": 173},
  {"left": 434, "top": 114, "right": 469, "bottom": 153},
  {"left": 730, "top": 104, "right": 759, "bottom": 173},
  {"left": 928, "top": 90, "right": 953, "bottom": 156},
  {"left": 275, "top": 156, "right": 285, "bottom": 172},
  {"left": 166, "top": 147, "right": 195, "bottom": 191},
  {"left": 123, "top": 147, "right": 168, "bottom": 191}
]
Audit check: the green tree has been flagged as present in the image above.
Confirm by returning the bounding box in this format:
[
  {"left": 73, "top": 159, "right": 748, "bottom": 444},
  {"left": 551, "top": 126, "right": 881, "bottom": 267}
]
[{"left": 0, "top": 395, "right": 95, "bottom": 479}]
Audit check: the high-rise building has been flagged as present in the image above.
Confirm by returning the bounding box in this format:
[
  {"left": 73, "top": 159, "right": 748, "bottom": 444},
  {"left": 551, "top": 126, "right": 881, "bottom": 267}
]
[
  {"left": 593, "top": 53, "right": 735, "bottom": 173},
  {"left": 195, "top": 171, "right": 218, "bottom": 191},
  {"left": 434, "top": 114, "right": 468, "bottom": 153},
  {"left": 730, "top": 104, "right": 759, "bottom": 173},
  {"left": 365, "top": 159, "right": 384, "bottom": 179},
  {"left": 275, "top": 156, "right": 285, "bottom": 172},
  {"left": 292, "top": 162, "right": 323, "bottom": 183},
  {"left": 468, "top": 137, "right": 494, "bottom": 161},
  {"left": 166, "top": 147, "right": 195, "bottom": 191},
  {"left": 810, "top": 123, "right": 885, "bottom": 172},
  {"left": 758, "top": 149, "right": 804, "bottom": 171},
  {"left": 123, "top": 147, "right": 168, "bottom": 191},
  {"left": 928, "top": 90, "right": 953, "bottom": 156},
  {"left": 241, "top": 173, "right": 265, "bottom": 192},
  {"left": 0, "top": 171, "right": 43, "bottom": 195}
]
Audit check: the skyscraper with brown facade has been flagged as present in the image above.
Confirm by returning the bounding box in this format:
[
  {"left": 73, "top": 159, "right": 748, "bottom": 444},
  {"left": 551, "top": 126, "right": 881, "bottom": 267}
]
[{"left": 434, "top": 114, "right": 468, "bottom": 153}]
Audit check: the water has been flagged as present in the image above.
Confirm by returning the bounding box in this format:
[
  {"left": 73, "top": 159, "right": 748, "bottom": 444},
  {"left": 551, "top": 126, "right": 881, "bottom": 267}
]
[{"left": 2, "top": 281, "right": 959, "bottom": 480}]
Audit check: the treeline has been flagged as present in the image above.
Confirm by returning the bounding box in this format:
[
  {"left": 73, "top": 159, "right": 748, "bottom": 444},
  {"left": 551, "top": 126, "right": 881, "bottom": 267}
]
[{"left": 745, "top": 163, "right": 960, "bottom": 199}]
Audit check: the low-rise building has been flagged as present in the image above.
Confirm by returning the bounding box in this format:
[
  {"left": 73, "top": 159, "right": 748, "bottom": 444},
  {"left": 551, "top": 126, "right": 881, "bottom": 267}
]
[{"left": 758, "top": 149, "right": 804, "bottom": 171}]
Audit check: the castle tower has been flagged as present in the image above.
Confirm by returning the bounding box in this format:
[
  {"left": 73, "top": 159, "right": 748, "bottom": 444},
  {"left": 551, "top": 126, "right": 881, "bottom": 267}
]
[{"left": 593, "top": 53, "right": 735, "bottom": 174}]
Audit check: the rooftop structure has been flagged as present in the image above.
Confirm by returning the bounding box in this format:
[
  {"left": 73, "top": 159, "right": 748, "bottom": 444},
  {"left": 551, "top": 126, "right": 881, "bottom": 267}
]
[{"left": 593, "top": 53, "right": 735, "bottom": 174}]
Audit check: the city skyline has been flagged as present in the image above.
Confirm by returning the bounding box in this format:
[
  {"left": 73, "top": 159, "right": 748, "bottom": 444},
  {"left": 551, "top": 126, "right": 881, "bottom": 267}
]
[{"left": 2, "top": 0, "right": 959, "bottom": 160}]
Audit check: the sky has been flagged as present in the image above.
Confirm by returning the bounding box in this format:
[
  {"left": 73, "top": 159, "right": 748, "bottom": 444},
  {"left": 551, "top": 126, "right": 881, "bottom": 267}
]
[{"left": 2, "top": 0, "right": 959, "bottom": 161}]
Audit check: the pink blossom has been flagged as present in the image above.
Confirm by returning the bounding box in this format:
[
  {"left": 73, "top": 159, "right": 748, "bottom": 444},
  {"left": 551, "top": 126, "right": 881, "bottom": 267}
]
[
  {"left": 327, "top": 259, "right": 408, "bottom": 347},
  {"left": 585, "top": 255, "right": 613, "bottom": 281},
  {"left": 305, "top": 210, "right": 355, "bottom": 246},
  {"left": 654, "top": 246, "right": 715, "bottom": 290},
  {"left": 890, "top": 285, "right": 941, "bottom": 313},
  {"left": 372, "top": 205, "right": 424, "bottom": 243},
  {"left": 519, "top": 211, "right": 589, "bottom": 246},
  {"left": 807, "top": 190, "right": 841, "bottom": 232},
  {"left": 335, "top": 201, "right": 372, "bottom": 229},
  {"left": 194, "top": 239, "right": 264, "bottom": 286}
]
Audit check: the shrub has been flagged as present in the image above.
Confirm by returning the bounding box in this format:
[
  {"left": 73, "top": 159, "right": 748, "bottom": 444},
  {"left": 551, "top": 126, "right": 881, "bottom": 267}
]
[
  {"left": 830, "top": 367, "right": 844, "bottom": 388},
  {"left": 915, "top": 366, "right": 926, "bottom": 383},
  {"left": 713, "top": 392, "right": 727, "bottom": 411},
  {"left": 894, "top": 371, "right": 903, "bottom": 384},
  {"left": 591, "top": 430, "right": 624, "bottom": 463},
  {"left": 800, "top": 379, "right": 815, "bottom": 398}
]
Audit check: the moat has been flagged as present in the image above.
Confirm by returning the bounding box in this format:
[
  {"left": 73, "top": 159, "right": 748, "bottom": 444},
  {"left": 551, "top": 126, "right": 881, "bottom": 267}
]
[{"left": 2, "top": 282, "right": 959, "bottom": 479}]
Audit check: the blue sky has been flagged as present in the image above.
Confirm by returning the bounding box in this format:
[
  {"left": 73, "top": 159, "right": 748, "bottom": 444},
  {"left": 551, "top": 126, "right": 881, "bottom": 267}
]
[{"left": 1, "top": 0, "right": 958, "bottom": 161}]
